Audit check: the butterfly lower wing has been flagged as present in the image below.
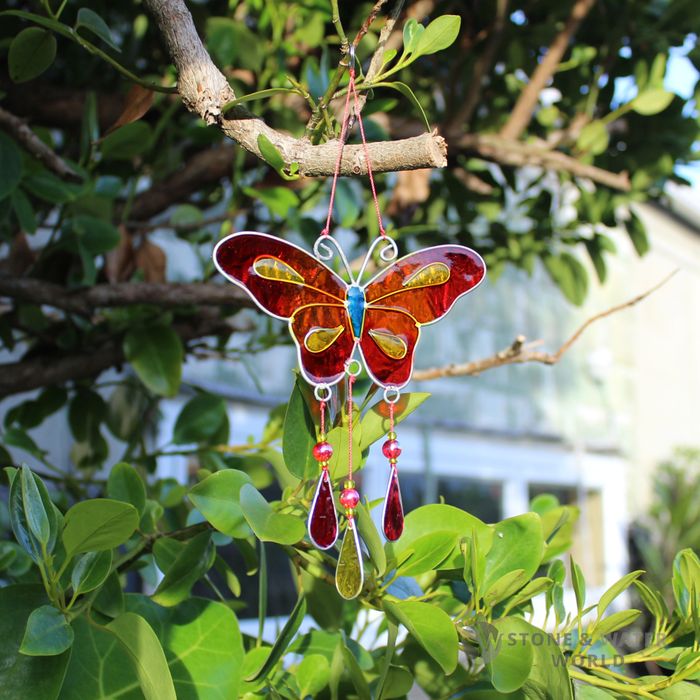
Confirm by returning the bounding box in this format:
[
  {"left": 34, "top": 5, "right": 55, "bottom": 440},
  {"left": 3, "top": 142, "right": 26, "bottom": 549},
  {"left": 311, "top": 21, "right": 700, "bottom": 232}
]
[
  {"left": 364, "top": 245, "right": 485, "bottom": 324},
  {"left": 359, "top": 307, "right": 419, "bottom": 388},
  {"left": 291, "top": 304, "right": 355, "bottom": 386},
  {"left": 214, "top": 231, "right": 347, "bottom": 319}
]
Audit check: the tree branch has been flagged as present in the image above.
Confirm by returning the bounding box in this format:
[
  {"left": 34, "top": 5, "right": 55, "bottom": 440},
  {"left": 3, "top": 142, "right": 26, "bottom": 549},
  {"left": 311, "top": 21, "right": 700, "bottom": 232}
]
[
  {"left": 500, "top": 0, "right": 597, "bottom": 140},
  {"left": 412, "top": 271, "right": 677, "bottom": 381},
  {"left": 0, "top": 314, "right": 233, "bottom": 399},
  {"left": 143, "top": 0, "right": 447, "bottom": 175},
  {"left": 459, "top": 133, "right": 630, "bottom": 191},
  {"left": 0, "top": 106, "right": 81, "bottom": 183},
  {"left": 0, "top": 278, "right": 252, "bottom": 317}
]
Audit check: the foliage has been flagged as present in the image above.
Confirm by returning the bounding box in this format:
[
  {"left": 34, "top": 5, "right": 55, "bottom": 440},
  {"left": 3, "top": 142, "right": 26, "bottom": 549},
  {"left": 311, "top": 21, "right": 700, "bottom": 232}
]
[
  {"left": 1, "top": 1, "right": 700, "bottom": 698},
  {"left": 632, "top": 448, "right": 700, "bottom": 607}
]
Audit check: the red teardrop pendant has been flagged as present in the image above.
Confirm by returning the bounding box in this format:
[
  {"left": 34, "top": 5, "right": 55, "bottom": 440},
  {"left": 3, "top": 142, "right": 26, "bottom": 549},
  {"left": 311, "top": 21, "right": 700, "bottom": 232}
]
[
  {"left": 382, "top": 465, "right": 404, "bottom": 541},
  {"left": 308, "top": 468, "right": 338, "bottom": 549}
]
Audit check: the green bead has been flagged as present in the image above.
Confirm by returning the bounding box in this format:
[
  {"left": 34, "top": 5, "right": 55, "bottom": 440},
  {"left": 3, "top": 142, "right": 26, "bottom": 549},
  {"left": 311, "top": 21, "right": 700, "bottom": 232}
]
[
  {"left": 388, "top": 431, "right": 397, "bottom": 440},
  {"left": 335, "top": 520, "right": 364, "bottom": 600},
  {"left": 343, "top": 479, "right": 355, "bottom": 489}
]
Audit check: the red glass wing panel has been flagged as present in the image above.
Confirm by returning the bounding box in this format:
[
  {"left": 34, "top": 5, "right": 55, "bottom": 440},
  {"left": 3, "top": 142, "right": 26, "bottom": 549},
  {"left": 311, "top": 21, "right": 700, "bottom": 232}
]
[
  {"left": 214, "top": 232, "right": 347, "bottom": 319},
  {"left": 359, "top": 307, "right": 419, "bottom": 388},
  {"left": 364, "top": 245, "right": 485, "bottom": 325},
  {"left": 290, "top": 304, "right": 355, "bottom": 386}
]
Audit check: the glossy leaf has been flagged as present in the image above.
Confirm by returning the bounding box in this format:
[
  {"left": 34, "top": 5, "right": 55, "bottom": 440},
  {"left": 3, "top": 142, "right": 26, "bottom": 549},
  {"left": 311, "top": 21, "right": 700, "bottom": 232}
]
[
  {"left": 0, "top": 133, "right": 22, "bottom": 200},
  {"left": 415, "top": 15, "right": 461, "bottom": 56},
  {"left": 394, "top": 531, "right": 455, "bottom": 577},
  {"left": 20, "top": 465, "right": 51, "bottom": 547},
  {"left": 75, "top": 8, "right": 121, "bottom": 51},
  {"left": 107, "top": 462, "right": 146, "bottom": 516},
  {"left": 173, "top": 394, "right": 228, "bottom": 444},
  {"left": 282, "top": 377, "right": 317, "bottom": 480},
  {"left": 188, "top": 469, "right": 251, "bottom": 537},
  {"left": 20, "top": 605, "right": 73, "bottom": 656},
  {"left": 632, "top": 88, "right": 674, "bottom": 115},
  {"left": 101, "top": 121, "right": 153, "bottom": 160},
  {"left": 70, "top": 550, "right": 113, "bottom": 596},
  {"left": 239, "top": 483, "right": 305, "bottom": 544},
  {"left": 383, "top": 600, "right": 458, "bottom": 674},
  {"left": 597, "top": 570, "right": 644, "bottom": 617},
  {"left": 590, "top": 610, "right": 642, "bottom": 643},
  {"left": 297, "top": 653, "right": 330, "bottom": 698},
  {"left": 62, "top": 498, "right": 139, "bottom": 555},
  {"left": 123, "top": 325, "right": 183, "bottom": 397},
  {"left": 0, "top": 585, "right": 70, "bottom": 698},
  {"left": 484, "top": 617, "right": 534, "bottom": 693},
  {"left": 8, "top": 28, "right": 56, "bottom": 83}
]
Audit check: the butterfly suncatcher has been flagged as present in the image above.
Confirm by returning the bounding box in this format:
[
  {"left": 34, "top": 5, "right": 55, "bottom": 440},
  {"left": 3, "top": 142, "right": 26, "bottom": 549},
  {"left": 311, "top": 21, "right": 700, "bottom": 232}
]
[{"left": 213, "top": 46, "right": 486, "bottom": 599}]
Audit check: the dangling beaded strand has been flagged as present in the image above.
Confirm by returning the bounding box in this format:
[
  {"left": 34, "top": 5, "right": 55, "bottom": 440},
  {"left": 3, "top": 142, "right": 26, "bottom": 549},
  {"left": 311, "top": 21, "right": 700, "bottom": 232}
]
[
  {"left": 308, "top": 396, "right": 338, "bottom": 549},
  {"left": 382, "top": 397, "right": 404, "bottom": 541}
]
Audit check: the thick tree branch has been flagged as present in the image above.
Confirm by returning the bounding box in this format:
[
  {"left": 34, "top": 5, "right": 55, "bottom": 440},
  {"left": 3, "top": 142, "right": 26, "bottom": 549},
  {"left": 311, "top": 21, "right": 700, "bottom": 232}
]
[
  {"left": 143, "top": 0, "right": 446, "bottom": 175},
  {"left": 459, "top": 133, "right": 630, "bottom": 191},
  {"left": 413, "top": 271, "right": 676, "bottom": 381},
  {"left": 500, "top": 0, "right": 597, "bottom": 140},
  {"left": 0, "top": 278, "right": 252, "bottom": 317},
  {"left": 0, "top": 106, "right": 81, "bottom": 182},
  {"left": 0, "top": 314, "right": 233, "bottom": 399}
]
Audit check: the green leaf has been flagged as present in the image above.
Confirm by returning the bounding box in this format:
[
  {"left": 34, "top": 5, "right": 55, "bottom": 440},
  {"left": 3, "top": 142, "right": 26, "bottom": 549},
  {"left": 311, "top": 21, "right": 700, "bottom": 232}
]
[
  {"left": 107, "top": 462, "right": 147, "bottom": 516},
  {"left": 0, "top": 585, "right": 71, "bottom": 697},
  {"left": 393, "top": 503, "right": 492, "bottom": 570},
  {"left": 577, "top": 120, "right": 609, "bottom": 155},
  {"left": 542, "top": 252, "right": 588, "bottom": 306},
  {"left": 632, "top": 88, "right": 674, "bottom": 115},
  {"left": 206, "top": 17, "right": 262, "bottom": 72},
  {"left": 123, "top": 325, "right": 183, "bottom": 397},
  {"left": 224, "top": 87, "right": 298, "bottom": 111},
  {"left": 245, "top": 594, "right": 307, "bottom": 682},
  {"left": 673, "top": 548, "right": 700, "bottom": 619},
  {"left": 75, "top": 8, "right": 121, "bottom": 52},
  {"left": 402, "top": 19, "right": 424, "bottom": 55},
  {"left": 355, "top": 501, "right": 387, "bottom": 576},
  {"left": 188, "top": 469, "right": 252, "bottom": 537},
  {"left": 173, "top": 394, "right": 228, "bottom": 444},
  {"left": 257, "top": 133, "right": 286, "bottom": 171},
  {"left": 625, "top": 210, "right": 650, "bottom": 257},
  {"left": 597, "top": 570, "right": 644, "bottom": 617},
  {"left": 70, "top": 550, "right": 113, "bottom": 596},
  {"left": 483, "top": 617, "right": 533, "bottom": 693},
  {"left": 341, "top": 636, "right": 372, "bottom": 698},
  {"left": 502, "top": 577, "right": 553, "bottom": 615},
  {"left": 483, "top": 569, "right": 528, "bottom": 607},
  {"left": 101, "top": 121, "right": 153, "bottom": 160},
  {"left": 395, "top": 531, "right": 455, "bottom": 577},
  {"left": 106, "top": 613, "right": 177, "bottom": 700},
  {"left": 359, "top": 392, "right": 430, "bottom": 450},
  {"left": 590, "top": 609, "right": 641, "bottom": 643},
  {"left": 384, "top": 600, "right": 457, "bottom": 674},
  {"left": 23, "top": 171, "right": 79, "bottom": 204},
  {"left": 63, "top": 498, "right": 139, "bottom": 555},
  {"left": 482, "top": 513, "right": 544, "bottom": 593},
  {"left": 20, "top": 464, "right": 51, "bottom": 547},
  {"left": 152, "top": 531, "right": 212, "bottom": 607},
  {"left": 68, "top": 388, "right": 107, "bottom": 441},
  {"left": 106, "top": 383, "right": 149, "bottom": 441},
  {"left": 8, "top": 28, "right": 56, "bottom": 83},
  {"left": 371, "top": 81, "right": 430, "bottom": 130},
  {"left": 282, "top": 377, "right": 317, "bottom": 480},
  {"left": 126, "top": 595, "right": 245, "bottom": 700},
  {"left": 20, "top": 605, "right": 73, "bottom": 656},
  {"left": 570, "top": 556, "right": 586, "bottom": 613},
  {"left": 239, "top": 483, "right": 305, "bottom": 544},
  {"left": 244, "top": 185, "right": 300, "bottom": 218},
  {"left": 297, "top": 653, "right": 330, "bottom": 698},
  {"left": 414, "top": 15, "right": 461, "bottom": 56}
]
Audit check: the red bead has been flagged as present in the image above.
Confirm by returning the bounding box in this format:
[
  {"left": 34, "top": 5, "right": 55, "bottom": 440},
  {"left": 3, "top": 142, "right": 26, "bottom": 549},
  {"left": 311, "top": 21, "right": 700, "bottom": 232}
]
[
  {"left": 383, "top": 467, "right": 404, "bottom": 541},
  {"left": 308, "top": 470, "right": 338, "bottom": 549},
  {"left": 313, "top": 441, "right": 333, "bottom": 461},
  {"left": 339, "top": 488, "right": 360, "bottom": 509},
  {"left": 382, "top": 439, "right": 401, "bottom": 460}
]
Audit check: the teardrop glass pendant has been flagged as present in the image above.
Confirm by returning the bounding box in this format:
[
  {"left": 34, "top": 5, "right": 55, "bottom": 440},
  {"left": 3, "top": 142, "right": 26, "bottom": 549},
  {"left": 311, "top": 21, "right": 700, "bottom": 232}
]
[
  {"left": 382, "top": 465, "right": 404, "bottom": 541},
  {"left": 308, "top": 468, "right": 338, "bottom": 549},
  {"left": 335, "top": 517, "right": 364, "bottom": 599}
]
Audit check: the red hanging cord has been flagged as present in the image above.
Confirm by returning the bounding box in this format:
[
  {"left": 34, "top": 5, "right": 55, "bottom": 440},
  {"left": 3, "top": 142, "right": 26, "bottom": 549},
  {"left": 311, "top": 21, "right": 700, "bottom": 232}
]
[
  {"left": 347, "top": 373, "right": 356, "bottom": 482},
  {"left": 321, "top": 49, "right": 386, "bottom": 238},
  {"left": 320, "top": 399, "right": 326, "bottom": 437}
]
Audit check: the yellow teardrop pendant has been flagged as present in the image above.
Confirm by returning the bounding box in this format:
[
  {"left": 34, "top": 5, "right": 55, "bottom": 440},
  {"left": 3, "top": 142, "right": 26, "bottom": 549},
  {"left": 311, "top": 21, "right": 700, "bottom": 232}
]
[{"left": 335, "top": 517, "right": 364, "bottom": 600}]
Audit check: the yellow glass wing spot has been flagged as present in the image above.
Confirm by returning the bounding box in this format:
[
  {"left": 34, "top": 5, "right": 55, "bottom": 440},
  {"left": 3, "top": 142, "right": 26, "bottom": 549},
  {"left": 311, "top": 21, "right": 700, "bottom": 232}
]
[
  {"left": 304, "top": 325, "right": 345, "bottom": 353},
  {"left": 402, "top": 262, "right": 450, "bottom": 289},
  {"left": 253, "top": 256, "right": 305, "bottom": 284},
  {"left": 369, "top": 329, "right": 407, "bottom": 360}
]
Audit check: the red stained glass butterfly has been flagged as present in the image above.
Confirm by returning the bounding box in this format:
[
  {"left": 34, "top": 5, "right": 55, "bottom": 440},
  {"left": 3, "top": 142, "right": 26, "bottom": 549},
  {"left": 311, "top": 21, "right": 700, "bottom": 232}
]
[{"left": 213, "top": 231, "right": 486, "bottom": 389}]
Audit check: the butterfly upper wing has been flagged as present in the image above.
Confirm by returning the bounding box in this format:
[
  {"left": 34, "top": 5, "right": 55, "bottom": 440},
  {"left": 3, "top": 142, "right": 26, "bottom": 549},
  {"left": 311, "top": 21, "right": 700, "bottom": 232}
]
[
  {"left": 360, "top": 245, "right": 485, "bottom": 387},
  {"left": 214, "top": 232, "right": 353, "bottom": 386},
  {"left": 363, "top": 245, "right": 485, "bottom": 324},
  {"left": 214, "top": 231, "right": 347, "bottom": 319},
  {"left": 359, "top": 307, "right": 419, "bottom": 388}
]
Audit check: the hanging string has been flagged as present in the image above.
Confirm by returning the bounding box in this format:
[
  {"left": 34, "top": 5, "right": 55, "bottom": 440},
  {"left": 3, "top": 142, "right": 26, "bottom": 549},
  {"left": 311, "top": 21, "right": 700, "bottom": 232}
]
[
  {"left": 319, "top": 399, "right": 327, "bottom": 437},
  {"left": 389, "top": 401, "right": 395, "bottom": 435},
  {"left": 321, "top": 47, "right": 386, "bottom": 239},
  {"left": 346, "top": 373, "right": 356, "bottom": 482}
]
